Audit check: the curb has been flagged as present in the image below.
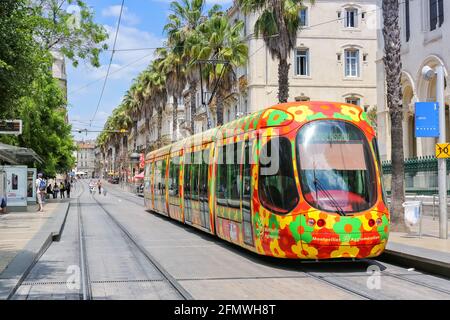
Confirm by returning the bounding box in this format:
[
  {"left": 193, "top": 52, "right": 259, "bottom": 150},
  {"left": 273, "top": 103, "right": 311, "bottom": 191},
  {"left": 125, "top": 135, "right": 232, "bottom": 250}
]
[
  {"left": 380, "top": 249, "right": 450, "bottom": 279},
  {"left": 0, "top": 202, "right": 70, "bottom": 300}
]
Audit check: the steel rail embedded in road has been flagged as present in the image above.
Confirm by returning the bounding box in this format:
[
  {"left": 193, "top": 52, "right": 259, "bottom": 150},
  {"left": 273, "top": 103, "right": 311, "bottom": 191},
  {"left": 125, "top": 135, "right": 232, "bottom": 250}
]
[
  {"left": 90, "top": 193, "right": 193, "bottom": 300},
  {"left": 77, "top": 183, "right": 92, "bottom": 300},
  {"left": 366, "top": 259, "right": 450, "bottom": 296}
]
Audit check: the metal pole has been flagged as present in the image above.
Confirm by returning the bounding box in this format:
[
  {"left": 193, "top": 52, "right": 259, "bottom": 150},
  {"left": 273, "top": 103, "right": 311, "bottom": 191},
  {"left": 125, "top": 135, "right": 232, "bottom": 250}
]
[{"left": 436, "top": 65, "right": 448, "bottom": 239}]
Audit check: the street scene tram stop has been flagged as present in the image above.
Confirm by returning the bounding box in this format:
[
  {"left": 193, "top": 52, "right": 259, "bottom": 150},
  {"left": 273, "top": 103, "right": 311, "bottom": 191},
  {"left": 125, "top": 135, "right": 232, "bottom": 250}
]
[{"left": 0, "top": 143, "right": 43, "bottom": 212}]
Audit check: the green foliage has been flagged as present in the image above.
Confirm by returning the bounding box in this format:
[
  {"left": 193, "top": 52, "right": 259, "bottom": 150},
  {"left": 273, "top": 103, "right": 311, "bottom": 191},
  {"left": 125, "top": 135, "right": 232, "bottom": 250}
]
[
  {"left": 0, "top": 0, "right": 46, "bottom": 117},
  {"left": 31, "top": 0, "right": 109, "bottom": 67},
  {"left": 0, "top": 0, "right": 107, "bottom": 176}
]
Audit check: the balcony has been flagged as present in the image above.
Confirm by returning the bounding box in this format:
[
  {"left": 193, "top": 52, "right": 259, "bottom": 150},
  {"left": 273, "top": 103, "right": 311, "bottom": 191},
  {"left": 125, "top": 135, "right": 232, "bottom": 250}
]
[{"left": 194, "top": 105, "right": 208, "bottom": 121}]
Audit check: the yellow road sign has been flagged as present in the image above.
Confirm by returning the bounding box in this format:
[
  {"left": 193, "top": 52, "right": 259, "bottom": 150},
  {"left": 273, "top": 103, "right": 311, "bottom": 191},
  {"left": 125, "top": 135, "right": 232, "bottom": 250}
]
[{"left": 436, "top": 143, "right": 450, "bottom": 158}]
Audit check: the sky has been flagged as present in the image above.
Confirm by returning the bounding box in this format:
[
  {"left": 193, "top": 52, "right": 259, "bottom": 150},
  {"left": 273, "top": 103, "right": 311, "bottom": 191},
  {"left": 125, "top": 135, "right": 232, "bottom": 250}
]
[{"left": 67, "top": 0, "right": 233, "bottom": 142}]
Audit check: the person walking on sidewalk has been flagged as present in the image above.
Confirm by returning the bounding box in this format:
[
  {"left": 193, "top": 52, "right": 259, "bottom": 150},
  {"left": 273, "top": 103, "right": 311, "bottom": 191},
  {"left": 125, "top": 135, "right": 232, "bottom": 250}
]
[
  {"left": 65, "top": 180, "right": 71, "bottom": 198},
  {"left": 35, "top": 173, "right": 46, "bottom": 212},
  {"left": 97, "top": 180, "right": 102, "bottom": 195},
  {"left": 53, "top": 182, "right": 59, "bottom": 199},
  {"left": 59, "top": 181, "right": 65, "bottom": 199}
]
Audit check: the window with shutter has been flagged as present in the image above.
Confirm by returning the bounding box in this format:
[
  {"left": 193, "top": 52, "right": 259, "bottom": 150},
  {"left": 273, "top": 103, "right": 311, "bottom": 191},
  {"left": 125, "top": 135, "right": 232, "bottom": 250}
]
[{"left": 430, "top": 0, "right": 438, "bottom": 31}]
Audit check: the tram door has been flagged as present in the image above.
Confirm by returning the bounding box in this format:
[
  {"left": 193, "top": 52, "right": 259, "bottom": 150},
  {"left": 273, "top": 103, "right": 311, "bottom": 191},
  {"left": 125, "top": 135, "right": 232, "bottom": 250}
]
[
  {"left": 242, "top": 140, "right": 254, "bottom": 246},
  {"left": 199, "top": 148, "right": 210, "bottom": 230},
  {"left": 154, "top": 158, "right": 167, "bottom": 215}
]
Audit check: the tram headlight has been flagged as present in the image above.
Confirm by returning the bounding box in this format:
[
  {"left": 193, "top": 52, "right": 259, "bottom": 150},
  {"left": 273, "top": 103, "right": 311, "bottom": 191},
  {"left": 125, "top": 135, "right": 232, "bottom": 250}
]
[
  {"left": 307, "top": 218, "right": 316, "bottom": 226},
  {"left": 317, "top": 219, "right": 326, "bottom": 227}
]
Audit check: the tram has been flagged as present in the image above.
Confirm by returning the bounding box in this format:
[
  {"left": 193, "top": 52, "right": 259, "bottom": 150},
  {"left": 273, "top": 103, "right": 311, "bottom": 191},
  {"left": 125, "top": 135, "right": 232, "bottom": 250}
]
[{"left": 143, "top": 101, "right": 389, "bottom": 259}]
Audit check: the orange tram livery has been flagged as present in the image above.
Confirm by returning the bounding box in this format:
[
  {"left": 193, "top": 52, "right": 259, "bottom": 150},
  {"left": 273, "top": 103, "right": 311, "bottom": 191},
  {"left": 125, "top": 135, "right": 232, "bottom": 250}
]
[{"left": 143, "top": 101, "right": 389, "bottom": 260}]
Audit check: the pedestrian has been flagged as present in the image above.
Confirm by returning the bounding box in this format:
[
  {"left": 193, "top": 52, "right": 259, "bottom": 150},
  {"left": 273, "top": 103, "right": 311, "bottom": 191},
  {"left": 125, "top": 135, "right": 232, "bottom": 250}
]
[
  {"left": 53, "top": 182, "right": 59, "bottom": 199},
  {"left": 46, "top": 183, "right": 53, "bottom": 200},
  {"left": 0, "top": 196, "right": 7, "bottom": 214},
  {"left": 60, "top": 181, "right": 65, "bottom": 199},
  {"left": 35, "top": 173, "right": 46, "bottom": 212},
  {"left": 97, "top": 179, "right": 102, "bottom": 195},
  {"left": 65, "top": 180, "right": 71, "bottom": 198}
]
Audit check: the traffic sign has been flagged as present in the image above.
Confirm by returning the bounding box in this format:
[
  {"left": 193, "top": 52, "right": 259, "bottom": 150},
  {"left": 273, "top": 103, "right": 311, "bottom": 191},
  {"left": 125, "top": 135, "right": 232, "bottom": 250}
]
[
  {"left": 436, "top": 143, "right": 450, "bottom": 159},
  {"left": 0, "top": 120, "right": 22, "bottom": 135},
  {"left": 415, "top": 102, "right": 439, "bottom": 137}
]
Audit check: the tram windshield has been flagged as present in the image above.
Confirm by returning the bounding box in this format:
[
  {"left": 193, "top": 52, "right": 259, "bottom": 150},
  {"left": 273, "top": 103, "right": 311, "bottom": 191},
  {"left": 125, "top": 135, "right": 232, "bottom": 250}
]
[{"left": 296, "top": 120, "right": 377, "bottom": 214}]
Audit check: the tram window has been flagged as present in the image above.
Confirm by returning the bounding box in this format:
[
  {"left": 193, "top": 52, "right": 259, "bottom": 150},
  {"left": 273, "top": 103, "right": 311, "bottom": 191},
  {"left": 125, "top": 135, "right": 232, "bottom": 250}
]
[
  {"left": 200, "top": 151, "right": 209, "bottom": 198},
  {"left": 184, "top": 155, "right": 191, "bottom": 199},
  {"left": 372, "top": 138, "right": 387, "bottom": 206},
  {"left": 191, "top": 153, "right": 200, "bottom": 200},
  {"left": 216, "top": 146, "right": 228, "bottom": 206},
  {"left": 169, "top": 156, "right": 180, "bottom": 197},
  {"left": 161, "top": 159, "right": 167, "bottom": 193},
  {"left": 228, "top": 142, "right": 242, "bottom": 208},
  {"left": 258, "top": 137, "right": 299, "bottom": 214}
]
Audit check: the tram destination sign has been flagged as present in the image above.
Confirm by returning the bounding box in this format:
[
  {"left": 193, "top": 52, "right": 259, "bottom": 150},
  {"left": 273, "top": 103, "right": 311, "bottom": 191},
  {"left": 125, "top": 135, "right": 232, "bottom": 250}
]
[
  {"left": 0, "top": 120, "right": 22, "bottom": 135},
  {"left": 415, "top": 102, "right": 439, "bottom": 138}
]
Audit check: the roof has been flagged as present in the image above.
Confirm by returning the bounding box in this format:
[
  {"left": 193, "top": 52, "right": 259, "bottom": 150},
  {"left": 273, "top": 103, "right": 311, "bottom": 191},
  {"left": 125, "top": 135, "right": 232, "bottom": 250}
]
[{"left": 0, "top": 143, "right": 44, "bottom": 164}]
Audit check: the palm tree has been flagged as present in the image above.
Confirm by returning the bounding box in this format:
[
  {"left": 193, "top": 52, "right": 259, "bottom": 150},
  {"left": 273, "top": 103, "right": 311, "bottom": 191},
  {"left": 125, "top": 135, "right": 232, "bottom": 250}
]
[
  {"left": 190, "top": 13, "right": 248, "bottom": 126},
  {"left": 382, "top": 0, "right": 407, "bottom": 231},
  {"left": 238, "top": 0, "right": 313, "bottom": 102},
  {"left": 164, "top": 0, "right": 220, "bottom": 134},
  {"left": 146, "top": 61, "right": 167, "bottom": 148},
  {"left": 156, "top": 48, "right": 187, "bottom": 142}
]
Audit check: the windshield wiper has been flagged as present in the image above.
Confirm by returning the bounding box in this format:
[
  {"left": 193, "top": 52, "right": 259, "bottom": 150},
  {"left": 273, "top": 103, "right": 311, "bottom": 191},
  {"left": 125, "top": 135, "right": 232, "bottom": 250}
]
[{"left": 312, "top": 177, "right": 345, "bottom": 216}]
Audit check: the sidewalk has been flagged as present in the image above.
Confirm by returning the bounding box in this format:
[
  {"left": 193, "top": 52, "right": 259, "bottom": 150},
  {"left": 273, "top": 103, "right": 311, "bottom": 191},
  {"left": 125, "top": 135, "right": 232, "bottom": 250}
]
[
  {"left": 0, "top": 199, "right": 70, "bottom": 299},
  {"left": 383, "top": 215, "right": 450, "bottom": 277}
]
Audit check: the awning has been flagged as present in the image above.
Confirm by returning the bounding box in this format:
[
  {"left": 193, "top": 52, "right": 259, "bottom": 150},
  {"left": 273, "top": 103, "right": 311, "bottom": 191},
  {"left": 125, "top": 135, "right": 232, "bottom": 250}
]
[
  {"left": 134, "top": 171, "right": 144, "bottom": 179},
  {"left": 0, "top": 143, "right": 43, "bottom": 164}
]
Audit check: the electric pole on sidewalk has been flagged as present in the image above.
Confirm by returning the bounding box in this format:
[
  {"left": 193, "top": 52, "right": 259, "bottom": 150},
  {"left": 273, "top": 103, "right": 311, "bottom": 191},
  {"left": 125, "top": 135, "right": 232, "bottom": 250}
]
[{"left": 422, "top": 65, "right": 448, "bottom": 239}]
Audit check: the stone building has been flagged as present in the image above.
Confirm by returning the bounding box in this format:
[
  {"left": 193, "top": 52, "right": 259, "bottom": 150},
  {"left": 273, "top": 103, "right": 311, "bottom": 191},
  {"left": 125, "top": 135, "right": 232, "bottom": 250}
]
[
  {"left": 185, "top": 0, "right": 379, "bottom": 133},
  {"left": 376, "top": 0, "right": 449, "bottom": 161},
  {"left": 76, "top": 141, "right": 96, "bottom": 178}
]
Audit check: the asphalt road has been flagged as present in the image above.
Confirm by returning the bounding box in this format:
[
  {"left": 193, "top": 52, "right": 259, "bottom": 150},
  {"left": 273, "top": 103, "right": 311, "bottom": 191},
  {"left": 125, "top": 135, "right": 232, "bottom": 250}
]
[{"left": 11, "top": 181, "right": 450, "bottom": 300}]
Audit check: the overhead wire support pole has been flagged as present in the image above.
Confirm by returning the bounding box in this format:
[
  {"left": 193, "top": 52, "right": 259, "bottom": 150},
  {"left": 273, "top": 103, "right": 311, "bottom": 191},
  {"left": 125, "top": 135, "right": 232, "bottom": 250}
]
[
  {"left": 436, "top": 65, "right": 448, "bottom": 239},
  {"left": 197, "top": 59, "right": 230, "bottom": 130}
]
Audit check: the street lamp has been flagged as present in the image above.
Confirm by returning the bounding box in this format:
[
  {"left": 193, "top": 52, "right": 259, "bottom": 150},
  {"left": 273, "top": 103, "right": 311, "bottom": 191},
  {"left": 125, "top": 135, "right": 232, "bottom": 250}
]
[{"left": 422, "top": 64, "right": 448, "bottom": 239}]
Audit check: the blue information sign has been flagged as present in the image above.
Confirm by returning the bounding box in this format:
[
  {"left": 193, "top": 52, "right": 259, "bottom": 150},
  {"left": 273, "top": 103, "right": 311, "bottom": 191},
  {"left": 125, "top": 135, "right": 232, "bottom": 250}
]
[{"left": 415, "top": 102, "right": 439, "bottom": 138}]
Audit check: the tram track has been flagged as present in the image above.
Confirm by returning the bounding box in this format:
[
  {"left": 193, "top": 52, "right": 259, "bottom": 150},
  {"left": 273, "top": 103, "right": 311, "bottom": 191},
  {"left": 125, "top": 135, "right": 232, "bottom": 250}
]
[
  {"left": 367, "top": 259, "right": 450, "bottom": 296},
  {"left": 77, "top": 183, "right": 91, "bottom": 300},
  {"left": 98, "top": 183, "right": 450, "bottom": 300},
  {"left": 90, "top": 192, "right": 193, "bottom": 300}
]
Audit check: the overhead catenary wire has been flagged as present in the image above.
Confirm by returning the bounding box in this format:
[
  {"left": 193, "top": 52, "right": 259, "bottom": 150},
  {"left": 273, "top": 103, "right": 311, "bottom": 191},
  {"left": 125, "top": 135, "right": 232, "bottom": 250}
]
[{"left": 89, "top": 0, "right": 126, "bottom": 127}]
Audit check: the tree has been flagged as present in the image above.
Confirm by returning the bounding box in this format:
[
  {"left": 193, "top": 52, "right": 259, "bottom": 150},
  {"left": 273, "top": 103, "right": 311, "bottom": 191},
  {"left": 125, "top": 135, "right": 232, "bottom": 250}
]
[
  {"left": 191, "top": 13, "right": 248, "bottom": 126},
  {"left": 238, "top": 0, "right": 313, "bottom": 103},
  {"left": 0, "top": 0, "right": 46, "bottom": 117},
  {"left": 4, "top": 63, "right": 76, "bottom": 177},
  {"left": 382, "top": 0, "right": 407, "bottom": 231},
  {"left": 157, "top": 48, "right": 187, "bottom": 142},
  {"left": 165, "top": 0, "right": 220, "bottom": 134},
  {"left": 30, "top": 0, "right": 109, "bottom": 67}
]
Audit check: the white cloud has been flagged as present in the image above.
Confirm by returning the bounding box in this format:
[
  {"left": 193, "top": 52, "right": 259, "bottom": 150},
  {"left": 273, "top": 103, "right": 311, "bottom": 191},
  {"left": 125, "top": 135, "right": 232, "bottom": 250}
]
[
  {"left": 102, "top": 5, "right": 141, "bottom": 26},
  {"left": 82, "top": 25, "right": 163, "bottom": 83}
]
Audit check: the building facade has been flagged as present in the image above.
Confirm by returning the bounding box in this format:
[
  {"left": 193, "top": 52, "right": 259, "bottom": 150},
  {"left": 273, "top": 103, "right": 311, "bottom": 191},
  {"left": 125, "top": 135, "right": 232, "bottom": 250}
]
[
  {"left": 376, "top": 0, "right": 450, "bottom": 161},
  {"left": 76, "top": 141, "right": 96, "bottom": 178},
  {"left": 186, "top": 0, "right": 379, "bottom": 133}
]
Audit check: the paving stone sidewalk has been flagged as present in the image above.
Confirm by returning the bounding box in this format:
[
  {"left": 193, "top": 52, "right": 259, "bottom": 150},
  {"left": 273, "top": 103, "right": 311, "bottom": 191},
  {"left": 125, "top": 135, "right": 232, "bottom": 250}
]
[{"left": 0, "top": 200, "right": 70, "bottom": 299}]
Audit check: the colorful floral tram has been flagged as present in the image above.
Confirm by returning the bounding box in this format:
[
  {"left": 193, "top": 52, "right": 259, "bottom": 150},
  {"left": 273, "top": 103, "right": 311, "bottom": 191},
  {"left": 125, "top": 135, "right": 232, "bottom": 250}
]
[{"left": 143, "top": 101, "right": 389, "bottom": 259}]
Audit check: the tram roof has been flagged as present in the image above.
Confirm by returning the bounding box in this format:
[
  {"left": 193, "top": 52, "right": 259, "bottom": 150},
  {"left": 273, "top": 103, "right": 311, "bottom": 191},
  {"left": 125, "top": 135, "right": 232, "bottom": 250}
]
[{"left": 145, "top": 101, "right": 375, "bottom": 160}]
